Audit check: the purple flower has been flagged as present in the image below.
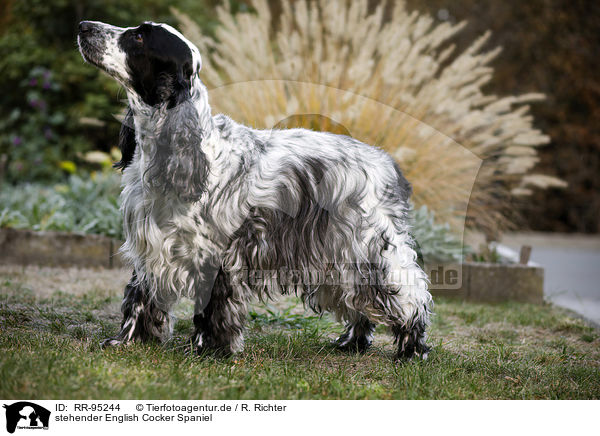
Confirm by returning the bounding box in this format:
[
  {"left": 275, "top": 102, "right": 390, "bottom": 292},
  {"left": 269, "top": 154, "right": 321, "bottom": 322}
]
[
  {"left": 29, "top": 78, "right": 38, "bottom": 86},
  {"left": 12, "top": 136, "right": 22, "bottom": 146},
  {"left": 29, "top": 99, "right": 46, "bottom": 110},
  {"left": 43, "top": 82, "right": 51, "bottom": 89},
  {"left": 44, "top": 128, "right": 53, "bottom": 140},
  {"left": 43, "top": 71, "right": 51, "bottom": 79}
]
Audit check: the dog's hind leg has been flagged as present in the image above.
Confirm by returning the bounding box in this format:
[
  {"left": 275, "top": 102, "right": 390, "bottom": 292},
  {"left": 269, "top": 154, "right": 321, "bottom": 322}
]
[
  {"left": 102, "top": 271, "right": 173, "bottom": 347},
  {"left": 385, "top": 261, "right": 432, "bottom": 360},
  {"left": 307, "top": 284, "right": 376, "bottom": 353},
  {"left": 346, "top": 281, "right": 431, "bottom": 360},
  {"left": 392, "top": 315, "right": 430, "bottom": 360},
  {"left": 335, "top": 311, "right": 376, "bottom": 353},
  {"left": 192, "top": 268, "right": 250, "bottom": 356}
]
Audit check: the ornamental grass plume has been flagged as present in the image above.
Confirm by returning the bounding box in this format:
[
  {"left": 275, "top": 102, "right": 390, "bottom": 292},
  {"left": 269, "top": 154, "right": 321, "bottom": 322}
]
[{"left": 173, "top": 0, "right": 564, "bottom": 237}]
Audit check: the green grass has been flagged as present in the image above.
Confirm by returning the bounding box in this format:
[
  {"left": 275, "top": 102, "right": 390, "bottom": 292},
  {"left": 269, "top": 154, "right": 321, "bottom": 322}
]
[{"left": 0, "top": 266, "right": 598, "bottom": 399}]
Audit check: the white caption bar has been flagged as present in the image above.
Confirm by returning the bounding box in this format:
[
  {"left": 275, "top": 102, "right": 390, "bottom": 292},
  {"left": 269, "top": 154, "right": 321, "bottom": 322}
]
[{"left": 0, "top": 400, "right": 595, "bottom": 436}]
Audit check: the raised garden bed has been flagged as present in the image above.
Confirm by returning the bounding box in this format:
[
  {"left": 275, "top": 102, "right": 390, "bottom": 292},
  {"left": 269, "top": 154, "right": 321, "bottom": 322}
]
[
  {"left": 0, "top": 228, "right": 125, "bottom": 269},
  {"left": 427, "top": 262, "right": 544, "bottom": 304}
]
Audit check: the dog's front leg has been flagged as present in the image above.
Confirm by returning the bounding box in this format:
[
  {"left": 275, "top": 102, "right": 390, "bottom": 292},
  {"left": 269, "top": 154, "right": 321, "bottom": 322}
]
[
  {"left": 192, "top": 266, "right": 250, "bottom": 357},
  {"left": 102, "top": 271, "right": 172, "bottom": 347}
]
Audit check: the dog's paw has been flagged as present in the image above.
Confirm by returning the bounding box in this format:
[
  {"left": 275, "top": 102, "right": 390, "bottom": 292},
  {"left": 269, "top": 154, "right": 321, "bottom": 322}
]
[
  {"left": 395, "top": 333, "right": 430, "bottom": 360},
  {"left": 187, "top": 333, "right": 227, "bottom": 358},
  {"left": 101, "top": 336, "right": 129, "bottom": 349},
  {"left": 334, "top": 334, "right": 372, "bottom": 354},
  {"left": 395, "top": 348, "right": 430, "bottom": 361},
  {"left": 188, "top": 331, "right": 208, "bottom": 356},
  {"left": 194, "top": 342, "right": 236, "bottom": 358}
]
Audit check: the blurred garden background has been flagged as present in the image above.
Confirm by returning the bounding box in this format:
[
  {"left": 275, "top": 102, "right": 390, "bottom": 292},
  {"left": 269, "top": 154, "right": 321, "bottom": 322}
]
[{"left": 1, "top": 0, "right": 597, "bottom": 237}]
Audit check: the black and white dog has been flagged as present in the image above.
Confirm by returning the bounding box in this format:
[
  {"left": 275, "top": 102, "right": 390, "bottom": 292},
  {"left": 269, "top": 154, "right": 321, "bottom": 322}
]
[{"left": 77, "top": 20, "right": 432, "bottom": 359}]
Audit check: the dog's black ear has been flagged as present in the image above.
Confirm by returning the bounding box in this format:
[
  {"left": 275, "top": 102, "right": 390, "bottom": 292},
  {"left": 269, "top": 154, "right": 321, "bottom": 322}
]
[
  {"left": 113, "top": 106, "right": 136, "bottom": 170},
  {"left": 146, "top": 100, "right": 209, "bottom": 202},
  {"left": 172, "top": 65, "right": 192, "bottom": 107}
]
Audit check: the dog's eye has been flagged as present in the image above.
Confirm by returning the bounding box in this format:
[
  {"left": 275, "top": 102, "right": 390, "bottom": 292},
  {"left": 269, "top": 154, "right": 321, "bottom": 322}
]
[{"left": 135, "top": 33, "right": 143, "bottom": 43}]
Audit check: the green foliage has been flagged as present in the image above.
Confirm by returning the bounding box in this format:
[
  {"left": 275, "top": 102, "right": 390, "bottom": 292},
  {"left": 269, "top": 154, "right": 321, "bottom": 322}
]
[
  {"left": 411, "top": 205, "right": 468, "bottom": 263},
  {"left": 467, "top": 245, "right": 503, "bottom": 264},
  {"left": 0, "top": 171, "right": 122, "bottom": 238},
  {"left": 0, "top": 0, "right": 217, "bottom": 184},
  {"left": 0, "top": 67, "right": 81, "bottom": 181},
  {"left": 249, "top": 302, "right": 334, "bottom": 331}
]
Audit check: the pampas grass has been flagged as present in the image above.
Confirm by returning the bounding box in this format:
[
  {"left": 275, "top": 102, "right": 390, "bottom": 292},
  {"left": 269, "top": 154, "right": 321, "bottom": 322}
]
[{"left": 173, "top": 0, "right": 564, "bottom": 236}]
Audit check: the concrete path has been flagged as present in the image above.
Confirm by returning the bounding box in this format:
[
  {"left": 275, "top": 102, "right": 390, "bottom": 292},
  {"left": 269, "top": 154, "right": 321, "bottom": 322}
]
[{"left": 500, "top": 233, "right": 600, "bottom": 326}]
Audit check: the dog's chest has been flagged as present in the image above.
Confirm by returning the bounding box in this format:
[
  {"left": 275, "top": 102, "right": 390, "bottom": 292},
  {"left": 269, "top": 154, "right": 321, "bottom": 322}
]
[{"left": 120, "top": 177, "right": 219, "bottom": 277}]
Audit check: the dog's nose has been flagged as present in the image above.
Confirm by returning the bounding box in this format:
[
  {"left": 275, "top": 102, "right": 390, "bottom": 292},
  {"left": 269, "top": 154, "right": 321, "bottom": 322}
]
[{"left": 78, "top": 21, "right": 93, "bottom": 33}]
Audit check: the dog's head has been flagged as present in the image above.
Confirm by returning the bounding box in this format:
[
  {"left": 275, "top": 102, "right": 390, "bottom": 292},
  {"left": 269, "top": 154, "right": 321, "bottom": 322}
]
[
  {"left": 78, "top": 20, "right": 210, "bottom": 201},
  {"left": 77, "top": 20, "right": 202, "bottom": 108}
]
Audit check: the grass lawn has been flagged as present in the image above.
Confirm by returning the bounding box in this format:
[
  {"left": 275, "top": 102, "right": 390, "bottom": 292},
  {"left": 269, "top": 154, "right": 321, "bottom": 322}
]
[{"left": 0, "top": 265, "right": 598, "bottom": 399}]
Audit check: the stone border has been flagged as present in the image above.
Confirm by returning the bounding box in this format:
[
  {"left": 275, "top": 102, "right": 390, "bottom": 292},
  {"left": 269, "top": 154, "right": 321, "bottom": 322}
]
[
  {"left": 0, "top": 228, "right": 544, "bottom": 303},
  {"left": 0, "top": 228, "right": 125, "bottom": 269},
  {"left": 430, "top": 262, "right": 544, "bottom": 304}
]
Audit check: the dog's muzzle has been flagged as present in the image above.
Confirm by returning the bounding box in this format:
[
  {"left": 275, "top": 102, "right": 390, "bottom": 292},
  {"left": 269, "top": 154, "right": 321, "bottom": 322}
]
[
  {"left": 78, "top": 21, "right": 95, "bottom": 34},
  {"left": 77, "top": 20, "right": 116, "bottom": 70}
]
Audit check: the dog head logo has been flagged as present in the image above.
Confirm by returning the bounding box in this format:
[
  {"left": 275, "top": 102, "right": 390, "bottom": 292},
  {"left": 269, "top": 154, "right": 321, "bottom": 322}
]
[{"left": 3, "top": 402, "right": 50, "bottom": 433}]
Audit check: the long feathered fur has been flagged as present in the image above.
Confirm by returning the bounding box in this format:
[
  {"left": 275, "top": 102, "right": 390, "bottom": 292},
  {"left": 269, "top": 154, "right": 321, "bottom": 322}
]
[{"left": 78, "top": 20, "right": 432, "bottom": 359}]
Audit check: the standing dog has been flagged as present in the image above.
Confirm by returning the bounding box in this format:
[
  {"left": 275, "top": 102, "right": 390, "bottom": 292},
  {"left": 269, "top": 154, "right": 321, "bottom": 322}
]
[{"left": 77, "top": 20, "right": 432, "bottom": 359}]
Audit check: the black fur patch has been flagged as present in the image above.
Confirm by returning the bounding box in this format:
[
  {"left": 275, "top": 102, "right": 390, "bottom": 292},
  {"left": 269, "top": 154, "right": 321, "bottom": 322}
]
[
  {"left": 113, "top": 106, "right": 136, "bottom": 170},
  {"left": 392, "top": 315, "right": 430, "bottom": 360},
  {"left": 118, "top": 23, "right": 194, "bottom": 108},
  {"left": 392, "top": 159, "right": 412, "bottom": 199},
  {"left": 102, "top": 272, "right": 170, "bottom": 346},
  {"left": 336, "top": 316, "right": 376, "bottom": 353},
  {"left": 230, "top": 160, "right": 331, "bottom": 282},
  {"left": 192, "top": 268, "right": 247, "bottom": 356}
]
